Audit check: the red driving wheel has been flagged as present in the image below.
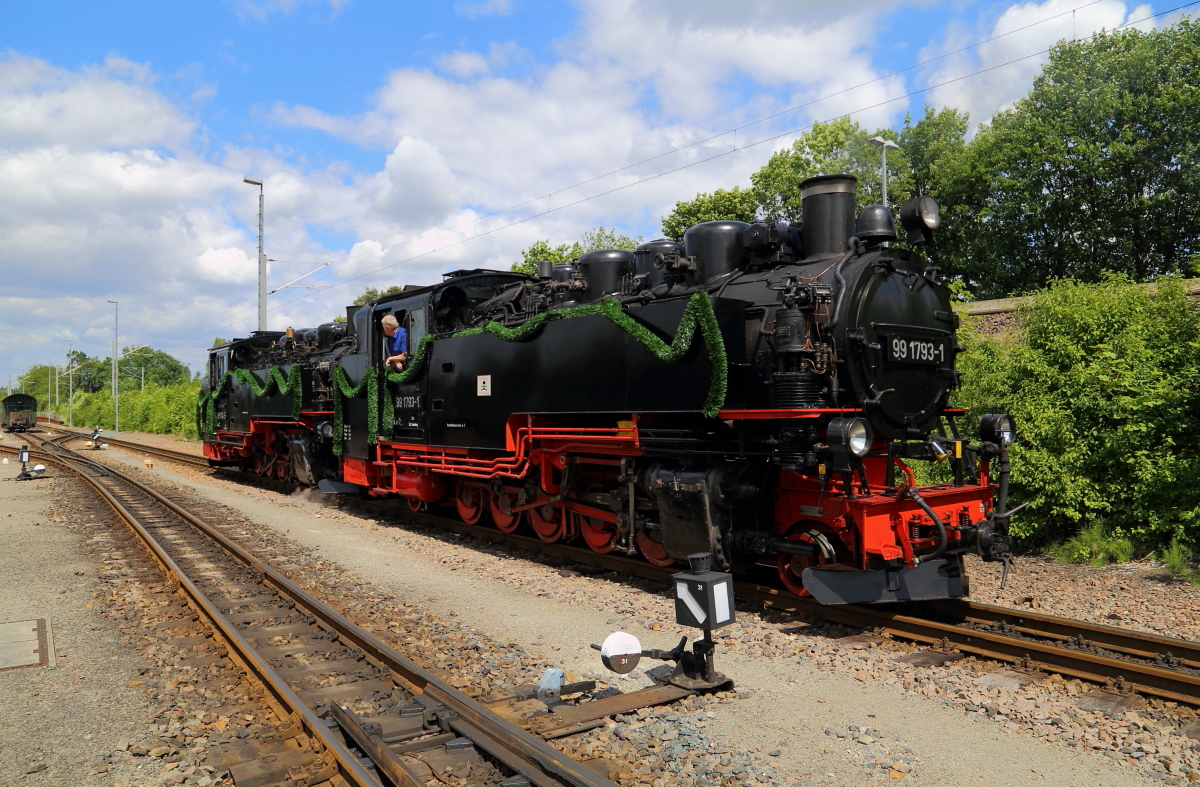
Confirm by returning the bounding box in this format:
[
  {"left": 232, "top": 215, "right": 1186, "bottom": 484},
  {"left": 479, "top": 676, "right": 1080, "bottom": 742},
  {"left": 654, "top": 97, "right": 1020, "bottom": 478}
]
[
  {"left": 636, "top": 529, "right": 675, "bottom": 567},
  {"left": 578, "top": 512, "right": 619, "bottom": 554},
  {"left": 529, "top": 501, "right": 566, "bottom": 542},
  {"left": 489, "top": 489, "right": 524, "bottom": 533},
  {"left": 776, "top": 526, "right": 833, "bottom": 596},
  {"left": 455, "top": 481, "right": 486, "bottom": 525}
]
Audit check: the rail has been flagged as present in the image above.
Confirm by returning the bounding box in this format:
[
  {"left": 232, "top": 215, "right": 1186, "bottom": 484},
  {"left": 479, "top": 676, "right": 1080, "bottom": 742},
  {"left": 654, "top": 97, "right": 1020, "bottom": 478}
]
[
  {"left": 5, "top": 435, "right": 618, "bottom": 787},
  {"left": 47, "top": 431, "right": 1200, "bottom": 707}
]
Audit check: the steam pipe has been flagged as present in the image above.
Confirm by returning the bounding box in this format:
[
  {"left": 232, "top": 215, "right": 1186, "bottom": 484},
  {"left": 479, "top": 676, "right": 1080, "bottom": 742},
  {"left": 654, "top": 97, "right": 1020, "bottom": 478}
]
[
  {"left": 906, "top": 487, "right": 947, "bottom": 565},
  {"left": 996, "top": 448, "right": 1010, "bottom": 515}
]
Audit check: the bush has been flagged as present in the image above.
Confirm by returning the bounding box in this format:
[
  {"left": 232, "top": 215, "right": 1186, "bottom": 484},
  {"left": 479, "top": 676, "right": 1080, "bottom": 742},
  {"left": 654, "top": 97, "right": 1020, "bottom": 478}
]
[
  {"left": 70, "top": 381, "right": 201, "bottom": 438},
  {"left": 954, "top": 274, "right": 1200, "bottom": 550}
]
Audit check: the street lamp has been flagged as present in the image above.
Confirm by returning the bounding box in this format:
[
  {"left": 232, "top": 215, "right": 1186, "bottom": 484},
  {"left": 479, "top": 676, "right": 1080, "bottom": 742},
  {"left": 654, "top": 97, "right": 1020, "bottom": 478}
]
[
  {"left": 868, "top": 136, "right": 901, "bottom": 206},
  {"left": 243, "top": 176, "right": 266, "bottom": 332},
  {"left": 107, "top": 299, "right": 119, "bottom": 432},
  {"left": 63, "top": 337, "right": 73, "bottom": 428}
]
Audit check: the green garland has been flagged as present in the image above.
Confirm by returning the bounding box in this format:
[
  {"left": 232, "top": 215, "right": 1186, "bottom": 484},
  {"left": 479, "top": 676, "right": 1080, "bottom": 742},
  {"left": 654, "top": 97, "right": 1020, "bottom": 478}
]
[
  {"left": 199, "top": 294, "right": 729, "bottom": 451},
  {"left": 194, "top": 365, "right": 302, "bottom": 439},
  {"left": 450, "top": 293, "right": 729, "bottom": 416},
  {"left": 332, "top": 366, "right": 377, "bottom": 455},
  {"left": 376, "top": 293, "right": 728, "bottom": 434}
]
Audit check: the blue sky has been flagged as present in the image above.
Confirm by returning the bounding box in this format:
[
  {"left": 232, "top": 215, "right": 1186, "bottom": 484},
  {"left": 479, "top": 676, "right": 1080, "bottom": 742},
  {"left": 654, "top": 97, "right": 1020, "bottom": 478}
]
[
  {"left": 5, "top": 1, "right": 580, "bottom": 172},
  {"left": 0, "top": 0, "right": 1189, "bottom": 389}
]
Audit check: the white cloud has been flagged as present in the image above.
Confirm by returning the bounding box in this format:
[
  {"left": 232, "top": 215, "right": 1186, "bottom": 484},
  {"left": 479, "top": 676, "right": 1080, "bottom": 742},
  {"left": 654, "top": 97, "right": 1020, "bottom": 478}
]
[
  {"left": 196, "top": 247, "right": 255, "bottom": 284},
  {"left": 921, "top": 0, "right": 1154, "bottom": 133},
  {"left": 229, "top": 0, "right": 349, "bottom": 22},
  {"left": 454, "top": 0, "right": 513, "bottom": 19},
  {"left": 436, "top": 51, "right": 491, "bottom": 79},
  {"left": 7, "top": 0, "right": 1124, "bottom": 383},
  {"left": 0, "top": 53, "right": 194, "bottom": 150}
]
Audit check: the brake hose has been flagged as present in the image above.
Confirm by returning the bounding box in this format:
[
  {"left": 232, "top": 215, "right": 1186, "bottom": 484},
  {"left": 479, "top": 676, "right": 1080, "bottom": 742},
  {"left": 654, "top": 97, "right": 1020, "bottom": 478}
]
[{"left": 906, "top": 487, "right": 947, "bottom": 565}]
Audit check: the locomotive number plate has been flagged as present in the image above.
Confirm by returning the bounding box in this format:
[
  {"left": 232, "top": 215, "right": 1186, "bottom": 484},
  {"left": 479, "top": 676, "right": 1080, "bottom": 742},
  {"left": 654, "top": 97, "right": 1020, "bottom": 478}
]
[{"left": 887, "top": 336, "right": 946, "bottom": 365}]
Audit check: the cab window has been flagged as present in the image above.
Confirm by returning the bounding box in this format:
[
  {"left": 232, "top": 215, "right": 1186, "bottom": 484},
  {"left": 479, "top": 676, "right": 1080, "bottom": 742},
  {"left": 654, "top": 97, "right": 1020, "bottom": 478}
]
[{"left": 407, "top": 307, "right": 427, "bottom": 352}]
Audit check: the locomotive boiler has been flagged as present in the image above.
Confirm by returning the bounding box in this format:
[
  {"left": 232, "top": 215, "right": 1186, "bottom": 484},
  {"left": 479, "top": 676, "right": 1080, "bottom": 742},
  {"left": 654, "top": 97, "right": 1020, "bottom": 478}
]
[{"left": 199, "top": 174, "right": 1018, "bottom": 604}]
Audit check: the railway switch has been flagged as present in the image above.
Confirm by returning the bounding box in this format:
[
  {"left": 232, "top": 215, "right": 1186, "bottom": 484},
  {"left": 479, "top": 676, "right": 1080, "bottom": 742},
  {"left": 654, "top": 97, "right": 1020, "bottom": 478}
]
[
  {"left": 13, "top": 445, "right": 44, "bottom": 481},
  {"left": 592, "top": 553, "right": 734, "bottom": 692}
]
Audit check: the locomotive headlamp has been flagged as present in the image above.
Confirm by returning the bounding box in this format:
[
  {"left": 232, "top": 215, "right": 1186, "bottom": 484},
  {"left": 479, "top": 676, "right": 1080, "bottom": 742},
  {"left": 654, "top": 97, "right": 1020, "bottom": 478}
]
[
  {"left": 899, "top": 196, "right": 941, "bottom": 245},
  {"left": 827, "top": 418, "right": 874, "bottom": 457},
  {"left": 901, "top": 195, "right": 941, "bottom": 229},
  {"left": 317, "top": 421, "right": 335, "bottom": 439},
  {"left": 980, "top": 413, "right": 1016, "bottom": 447}
]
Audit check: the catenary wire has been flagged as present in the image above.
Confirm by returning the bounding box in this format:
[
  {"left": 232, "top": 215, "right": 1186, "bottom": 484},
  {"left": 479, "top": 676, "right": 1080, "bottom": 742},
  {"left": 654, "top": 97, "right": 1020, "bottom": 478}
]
[
  {"left": 266, "top": 0, "right": 1108, "bottom": 268},
  {"left": 168, "top": 0, "right": 1199, "bottom": 350}
]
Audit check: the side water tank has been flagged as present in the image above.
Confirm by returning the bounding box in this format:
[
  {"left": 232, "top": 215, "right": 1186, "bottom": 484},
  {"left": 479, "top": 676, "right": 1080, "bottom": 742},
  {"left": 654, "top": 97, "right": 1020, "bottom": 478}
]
[
  {"left": 576, "top": 249, "right": 634, "bottom": 302},
  {"left": 634, "top": 239, "right": 684, "bottom": 290},
  {"left": 684, "top": 221, "right": 750, "bottom": 284}
]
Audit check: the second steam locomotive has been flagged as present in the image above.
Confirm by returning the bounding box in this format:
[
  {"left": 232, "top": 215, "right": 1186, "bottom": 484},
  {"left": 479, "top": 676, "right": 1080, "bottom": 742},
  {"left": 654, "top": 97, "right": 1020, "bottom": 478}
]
[{"left": 199, "top": 174, "right": 1018, "bottom": 604}]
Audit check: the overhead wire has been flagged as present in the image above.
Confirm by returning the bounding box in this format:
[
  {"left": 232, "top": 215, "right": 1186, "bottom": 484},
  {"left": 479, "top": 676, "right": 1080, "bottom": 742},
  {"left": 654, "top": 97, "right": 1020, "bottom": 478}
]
[
  {"left": 168, "top": 0, "right": 1199, "bottom": 350},
  {"left": 267, "top": 0, "right": 1109, "bottom": 269}
]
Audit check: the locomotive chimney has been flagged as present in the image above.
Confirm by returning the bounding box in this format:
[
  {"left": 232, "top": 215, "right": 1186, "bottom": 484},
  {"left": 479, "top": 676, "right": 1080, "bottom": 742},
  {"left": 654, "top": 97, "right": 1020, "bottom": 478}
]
[{"left": 800, "top": 174, "right": 857, "bottom": 259}]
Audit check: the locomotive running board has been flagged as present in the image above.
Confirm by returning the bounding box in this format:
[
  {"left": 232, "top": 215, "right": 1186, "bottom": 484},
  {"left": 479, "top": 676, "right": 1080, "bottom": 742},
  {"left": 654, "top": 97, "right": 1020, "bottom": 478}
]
[{"left": 802, "top": 559, "right": 965, "bottom": 605}]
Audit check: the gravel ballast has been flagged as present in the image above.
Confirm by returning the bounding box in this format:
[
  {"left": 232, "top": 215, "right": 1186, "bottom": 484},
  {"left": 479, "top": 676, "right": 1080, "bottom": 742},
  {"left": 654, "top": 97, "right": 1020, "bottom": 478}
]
[
  {"left": 0, "top": 465, "right": 178, "bottom": 787},
  {"left": 79, "top": 437, "right": 1200, "bottom": 786}
]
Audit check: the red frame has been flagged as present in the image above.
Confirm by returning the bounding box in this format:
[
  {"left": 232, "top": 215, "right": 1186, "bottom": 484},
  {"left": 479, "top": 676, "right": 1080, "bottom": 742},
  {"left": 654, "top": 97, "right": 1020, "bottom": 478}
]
[{"left": 205, "top": 408, "right": 993, "bottom": 569}]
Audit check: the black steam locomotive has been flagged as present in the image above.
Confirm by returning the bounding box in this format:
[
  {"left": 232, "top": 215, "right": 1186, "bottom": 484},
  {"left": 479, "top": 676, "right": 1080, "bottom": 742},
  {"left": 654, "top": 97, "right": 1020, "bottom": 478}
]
[{"left": 200, "top": 174, "right": 1017, "bottom": 604}]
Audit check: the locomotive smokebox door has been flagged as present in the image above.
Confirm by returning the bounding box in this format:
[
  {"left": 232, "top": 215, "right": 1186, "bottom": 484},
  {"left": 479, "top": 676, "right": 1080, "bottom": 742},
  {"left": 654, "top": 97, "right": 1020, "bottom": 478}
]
[{"left": 673, "top": 553, "right": 735, "bottom": 630}]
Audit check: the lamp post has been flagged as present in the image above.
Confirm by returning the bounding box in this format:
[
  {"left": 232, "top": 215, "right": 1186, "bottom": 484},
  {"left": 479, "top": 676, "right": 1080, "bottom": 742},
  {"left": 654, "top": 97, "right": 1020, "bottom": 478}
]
[
  {"left": 46, "top": 357, "right": 51, "bottom": 412},
  {"left": 107, "top": 299, "right": 119, "bottom": 432},
  {"left": 63, "top": 337, "right": 73, "bottom": 428},
  {"left": 867, "top": 136, "right": 901, "bottom": 206},
  {"left": 243, "top": 176, "right": 266, "bottom": 332}
]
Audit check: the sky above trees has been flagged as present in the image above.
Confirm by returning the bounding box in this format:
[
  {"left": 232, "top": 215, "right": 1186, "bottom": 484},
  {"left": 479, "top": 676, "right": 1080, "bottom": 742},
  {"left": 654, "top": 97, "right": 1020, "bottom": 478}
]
[{"left": 0, "top": 0, "right": 1189, "bottom": 383}]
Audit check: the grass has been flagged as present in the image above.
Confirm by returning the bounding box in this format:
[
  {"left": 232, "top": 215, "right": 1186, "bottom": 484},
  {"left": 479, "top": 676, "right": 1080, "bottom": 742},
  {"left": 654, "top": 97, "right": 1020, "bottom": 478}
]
[
  {"left": 1161, "top": 537, "right": 1200, "bottom": 587},
  {"left": 1048, "top": 523, "right": 1134, "bottom": 566},
  {"left": 1049, "top": 525, "right": 1200, "bottom": 586}
]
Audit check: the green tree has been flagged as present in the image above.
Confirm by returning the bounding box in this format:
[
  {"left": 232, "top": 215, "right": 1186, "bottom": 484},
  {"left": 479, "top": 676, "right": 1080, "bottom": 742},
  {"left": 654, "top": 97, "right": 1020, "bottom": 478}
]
[
  {"left": 661, "top": 187, "right": 760, "bottom": 241},
  {"left": 898, "top": 106, "right": 970, "bottom": 272},
  {"left": 118, "top": 347, "right": 190, "bottom": 389},
  {"left": 899, "top": 106, "right": 969, "bottom": 207},
  {"left": 511, "top": 226, "right": 643, "bottom": 275},
  {"left": 353, "top": 285, "right": 403, "bottom": 305},
  {"left": 211, "top": 337, "right": 228, "bottom": 347},
  {"left": 937, "top": 20, "right": 1200, "bottom": 298},
  {"left": 659, "top": 113, "right": 969, "bottom": 242},
  {"left": 68, "top": 350, "right": 107, "bottom": 394},
  {"left": 750, "top": 117, "right": 912, "bottom": 224},
  {"left": 335, "top": 285, "right": 404, "bottom": 321}
]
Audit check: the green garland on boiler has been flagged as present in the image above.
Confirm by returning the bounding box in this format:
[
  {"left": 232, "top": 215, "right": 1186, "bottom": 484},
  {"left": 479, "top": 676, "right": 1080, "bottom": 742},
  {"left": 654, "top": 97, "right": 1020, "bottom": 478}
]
[
  {"left": 203, "top": 294, "right": 728, "bottom": 454},
  {"left": 194, "top": 365, "right": 302, "bottom": 440},
  {"left": 375, "top": 293, "right": 727, "bottom": 444},
  {"left": 331, "top": 366, "right": 377, "bottom": 455}
]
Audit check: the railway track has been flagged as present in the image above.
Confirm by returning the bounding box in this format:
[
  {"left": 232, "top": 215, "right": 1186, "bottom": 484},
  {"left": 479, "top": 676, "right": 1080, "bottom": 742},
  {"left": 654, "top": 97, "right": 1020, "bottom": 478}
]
[
  {"left": 50, "top": 431, "right": 1200, "bottom": 707},
  {"left": 7, "top": 434, "right": 620, "bottom": 787},
  {"left": 51, "top": 427, "right": 212, "bottom": 468}
]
